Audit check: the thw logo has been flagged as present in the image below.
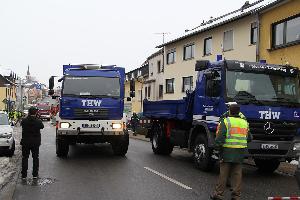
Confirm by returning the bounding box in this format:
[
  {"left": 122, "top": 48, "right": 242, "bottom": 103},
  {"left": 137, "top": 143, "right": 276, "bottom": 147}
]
[
  {"left": 259, "top": 109, "right": 280, "bottom": 120},
  {"left": 81, "top": 100, "right": 102, "bottom": 107}
]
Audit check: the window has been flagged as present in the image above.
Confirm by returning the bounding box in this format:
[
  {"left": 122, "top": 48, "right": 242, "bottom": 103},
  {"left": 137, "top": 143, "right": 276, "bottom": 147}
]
[
  {"left": 272, "top": 15, "right": 300, "bottom": 48},
  {"left": 167, "top": 50, "right": 176, "bottom": 64},
  {"left": 250, "top": 22, "right": 258, "bottom": 44},
  {"left": 157, "top": 60, "right": 161, "bottom": 73},
  {"left": 166, "top": 79, "right": 174, "bottom": 93},
  {"left": 183, "top": 44, "right": 195, "bottom": 60},
  {"left": 223, "top": 30, "right": 233, "bottom": 51},
  {"left": 204, "top": 37, "right": 212, "bottom": 56},
  {"left": 182, "top": 76, "right": 193, "bottom": 92},
  {"left": 148, "top": 86, "right": 151, "bottom": 98},
  {"left": 145, "top": 87, "right": 147, "bottom": 99},
  {"left": 205, "top": 71, "right": 221, "bottom": 97},
  {"left": 159, "top": 85, "right": 163, "bottom": 98}
]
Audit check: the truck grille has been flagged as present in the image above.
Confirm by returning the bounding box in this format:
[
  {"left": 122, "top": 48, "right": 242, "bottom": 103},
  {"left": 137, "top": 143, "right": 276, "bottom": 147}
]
[
  {"left": 248, "top": 119, "right": 297, "bottom": 141},
  {"left": 73, "top": 108, "right": 109, "bottom": 119}
]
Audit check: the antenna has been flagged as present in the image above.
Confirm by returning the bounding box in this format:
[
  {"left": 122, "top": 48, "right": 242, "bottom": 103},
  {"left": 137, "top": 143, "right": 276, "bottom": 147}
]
[{"left": 154, "top": 32, "right": 171, "bottom": 44}]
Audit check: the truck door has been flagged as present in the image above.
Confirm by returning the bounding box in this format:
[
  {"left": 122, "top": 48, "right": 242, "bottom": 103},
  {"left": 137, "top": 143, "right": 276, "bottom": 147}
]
[{"left": 201, "top": 70, "right": 222, "bottom": 123}]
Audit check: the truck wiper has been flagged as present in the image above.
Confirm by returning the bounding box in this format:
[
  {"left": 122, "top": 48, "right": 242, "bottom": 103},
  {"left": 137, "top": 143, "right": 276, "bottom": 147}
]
[
  {"left": 63, "top": 94, "right": 79, "bottom": 97},
  {"left": 79, "top": 94, "right": 119, "bottom": 99},
  {"left": 271, "top": 97, "right": 291, "bottom": 102}
]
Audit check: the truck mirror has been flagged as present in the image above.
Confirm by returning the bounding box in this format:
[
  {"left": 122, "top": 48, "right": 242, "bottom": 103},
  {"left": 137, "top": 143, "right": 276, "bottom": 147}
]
[
  {"left": 126, "top": 97, "right": 132, "bottom": 101},
  {"left": 49, "top": 76, "right": 55, "bottom": 90},
  {"left": 48, "top": 89, "right": 54, "bottom": 96},
  {"left": 195, "top": 60, "right": 209, "bottom": 71},
  {"left": 51, "top": 95, "right": 60, "bottom": 99},
  {"left": 130, "top": 91, "right": 135, "bottom": 98}
]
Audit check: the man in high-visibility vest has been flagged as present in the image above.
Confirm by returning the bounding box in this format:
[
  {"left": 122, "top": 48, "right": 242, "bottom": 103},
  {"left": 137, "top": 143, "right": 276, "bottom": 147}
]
[{"left": 210, "top": 104, "right": 251, "bottom": 200}]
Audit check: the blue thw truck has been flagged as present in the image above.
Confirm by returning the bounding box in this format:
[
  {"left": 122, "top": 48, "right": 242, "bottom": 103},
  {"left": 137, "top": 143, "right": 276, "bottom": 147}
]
[
  {"left": 143, "top": 60, "right": 300, "bottom": 172},
  {"left": 49, "top": 64, "right": 129, "bottom": 157}
]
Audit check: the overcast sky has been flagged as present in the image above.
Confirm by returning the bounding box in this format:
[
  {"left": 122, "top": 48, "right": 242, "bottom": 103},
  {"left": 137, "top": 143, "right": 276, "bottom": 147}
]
[{"left": 0, "top": 0, "right": 249, "bottom": 84}]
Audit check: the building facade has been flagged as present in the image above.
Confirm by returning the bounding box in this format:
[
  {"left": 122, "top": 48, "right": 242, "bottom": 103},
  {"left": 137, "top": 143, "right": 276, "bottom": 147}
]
[
  {"left": 143, "top": 49, "right": 164, "bottom": 101},
  {"left": 124, "top": 62, "right": 149, "bottom": 114},
  {"left": 259, "top": 0, "right": 300, "bottom": 68},
  {"left": 158, "top": 2, "right": 264, "bottom": 100}
]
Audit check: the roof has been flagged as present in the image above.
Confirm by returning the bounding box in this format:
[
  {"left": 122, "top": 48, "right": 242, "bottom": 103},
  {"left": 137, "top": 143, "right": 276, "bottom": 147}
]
[
  {"left": 147, "top": 48, "right": 164, "bottom": 60},
  {"left": 157, "top": 0, "right": 284, "bottom": 48}
]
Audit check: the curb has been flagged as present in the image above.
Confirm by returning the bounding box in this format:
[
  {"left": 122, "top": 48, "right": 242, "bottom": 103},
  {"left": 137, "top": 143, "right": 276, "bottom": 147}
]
[{"left": 129, "top": 134, "right": 150, "bottom": 142}]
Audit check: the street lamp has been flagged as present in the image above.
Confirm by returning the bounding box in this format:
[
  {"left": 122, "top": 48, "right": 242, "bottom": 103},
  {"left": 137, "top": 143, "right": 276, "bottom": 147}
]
[{"left": 137, "top": 76, "right": 145, "bottom": 112}]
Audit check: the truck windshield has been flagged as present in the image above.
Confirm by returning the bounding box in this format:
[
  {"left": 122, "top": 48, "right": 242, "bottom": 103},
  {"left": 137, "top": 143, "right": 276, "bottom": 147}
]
[
  {"left": 63, "top": 76, "right": 120, "bottom": 98},
  {"left": 226, "top": 70, "right": 300, "bottom": 104},
  {"left": 0, "top": 113, "right": 9, "bottom": 125},
  {"left": 37, "top": 105, "right": 50, "bottom": 110}
]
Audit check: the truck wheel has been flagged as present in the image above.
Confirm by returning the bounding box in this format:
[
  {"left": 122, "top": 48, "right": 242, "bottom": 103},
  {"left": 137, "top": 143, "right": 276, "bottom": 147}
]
[
  {"left": 254, "top": 158, "right": 280, "bottom": 173},
  {"left": 112, "top": 135, "right": 129, "bottom": 156},
  {"left": 56, "top": 138, "right": 69, "bottom": 157},
  {"left": 151, "top": 123, "right": 173, "bottom": 155},
  {"left": 193, "top": 134, "right": 215, "bottom": 171},
  {"left": 7, "top": 140, "right": 15, "bottom": 157}
]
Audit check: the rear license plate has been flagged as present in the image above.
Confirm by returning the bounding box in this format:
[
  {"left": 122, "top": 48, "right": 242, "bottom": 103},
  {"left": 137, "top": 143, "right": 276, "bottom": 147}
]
[
  {"left": 82, "top": 124, "right": 101, "bottom": 128},
  {"left": 261, "top": 144, "right": 279, "bottom": 150}
]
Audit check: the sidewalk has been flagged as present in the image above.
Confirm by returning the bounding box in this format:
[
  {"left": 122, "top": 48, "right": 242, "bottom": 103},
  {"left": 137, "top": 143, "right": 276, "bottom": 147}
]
[{"left": 128, "top": 131, "right": 150, "bottom": 142}]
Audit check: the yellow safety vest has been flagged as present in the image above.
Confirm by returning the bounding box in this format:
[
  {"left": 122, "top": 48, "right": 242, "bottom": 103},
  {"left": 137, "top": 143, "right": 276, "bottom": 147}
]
[{"left": 223, "top": 117, "right": 249, "bottom": 148}]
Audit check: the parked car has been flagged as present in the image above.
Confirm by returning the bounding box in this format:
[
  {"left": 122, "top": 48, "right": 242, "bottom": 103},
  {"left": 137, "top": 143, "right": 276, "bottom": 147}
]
[{"left": 0, "top": 111, "right": 15, "bottom": 157}]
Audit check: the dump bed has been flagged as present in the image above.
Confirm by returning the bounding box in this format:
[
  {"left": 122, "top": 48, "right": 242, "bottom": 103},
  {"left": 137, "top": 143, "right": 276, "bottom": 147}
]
[{"left": 143, "top": 93, "right": 194, "bottom": 121}]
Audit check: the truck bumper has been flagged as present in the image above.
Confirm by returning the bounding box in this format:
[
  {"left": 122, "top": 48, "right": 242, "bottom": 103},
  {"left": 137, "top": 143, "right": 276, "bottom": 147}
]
[
  {"left": 57, "top": 119, "right": 125, "bottom": 136},
  {"left": 246, "top": 139, "right": 300, "bottom": 160}
]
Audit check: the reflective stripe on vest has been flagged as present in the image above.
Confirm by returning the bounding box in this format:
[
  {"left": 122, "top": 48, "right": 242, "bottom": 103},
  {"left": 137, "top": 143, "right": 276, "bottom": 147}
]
[{"left": 223, "top": 117, "right": 248, "bottom": 149}]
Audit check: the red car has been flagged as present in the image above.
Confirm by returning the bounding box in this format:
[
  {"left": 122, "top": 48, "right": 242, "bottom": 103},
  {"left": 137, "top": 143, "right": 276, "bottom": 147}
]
[{"left": 37, "top": 103, "right": 51, "bottom": 121}]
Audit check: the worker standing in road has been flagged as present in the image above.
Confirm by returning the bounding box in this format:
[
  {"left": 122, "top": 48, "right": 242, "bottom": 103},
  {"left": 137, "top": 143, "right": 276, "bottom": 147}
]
[
  {"left": 20, "top": 107, "right": 44, "bottom": 184},
  {"left": 210, "top": 104, "right": 251, "bottom": 200},
  {"left": 131, "top": 112, "right": 139, "bottom": 136}
]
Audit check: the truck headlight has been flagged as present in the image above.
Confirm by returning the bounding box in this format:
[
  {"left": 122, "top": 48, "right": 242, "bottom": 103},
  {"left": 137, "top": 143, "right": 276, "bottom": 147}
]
[
  {"left": 112, "top": 123, "right": 122, "bottom": 129},
  {"left": 60, "top": 122, "right": 71, "bottom": 129},
  {"left": 293, "top": 143, "right": 300, "bottom": 151}
]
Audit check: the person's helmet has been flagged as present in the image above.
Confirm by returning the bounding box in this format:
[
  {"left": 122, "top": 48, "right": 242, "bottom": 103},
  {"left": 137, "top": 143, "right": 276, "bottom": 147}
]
[{"left": 28, "top": 106, "right": 38, "bottom": 115}]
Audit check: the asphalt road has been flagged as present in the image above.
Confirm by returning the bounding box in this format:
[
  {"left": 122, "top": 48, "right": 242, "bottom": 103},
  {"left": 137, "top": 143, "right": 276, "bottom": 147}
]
[{"left": 13, "top": 122, "right": 299, "bottom": 200}]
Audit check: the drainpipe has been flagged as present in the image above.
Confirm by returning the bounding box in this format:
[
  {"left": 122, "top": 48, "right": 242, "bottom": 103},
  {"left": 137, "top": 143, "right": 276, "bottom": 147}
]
[{"left": 256, "top": 12, "right": 260, "bottom": 62}]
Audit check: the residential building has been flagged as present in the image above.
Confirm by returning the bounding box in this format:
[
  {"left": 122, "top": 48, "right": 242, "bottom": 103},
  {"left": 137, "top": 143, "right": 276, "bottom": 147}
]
[
  {"left": 157, "top": 0, "right": 277, "bottom": 100},
  {"left": 124, "top": 62, "right": 149, "bottom": 114},
  {"left": 259, "top": 0, "right": 300, "bottom": 68},
  {"left": 143, "top": 49, "right": 164, "bottom": 101},
  {"left": 0, "top": 70, "right": 17, "bottom": 111}
]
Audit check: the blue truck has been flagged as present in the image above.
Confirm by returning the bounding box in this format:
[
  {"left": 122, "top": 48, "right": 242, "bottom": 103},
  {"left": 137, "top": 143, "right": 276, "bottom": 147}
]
[
  {"left": 143, "top": 60, "right": 300, "bottom": 172},
  {"left": 48, "top": 64, "right": 129, "bottom": 157}
]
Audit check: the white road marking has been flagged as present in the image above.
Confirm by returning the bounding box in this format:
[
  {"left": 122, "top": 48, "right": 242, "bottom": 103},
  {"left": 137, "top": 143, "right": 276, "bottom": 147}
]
[{"left": 144, "top": 167, "right": 192, "bottom": 190}]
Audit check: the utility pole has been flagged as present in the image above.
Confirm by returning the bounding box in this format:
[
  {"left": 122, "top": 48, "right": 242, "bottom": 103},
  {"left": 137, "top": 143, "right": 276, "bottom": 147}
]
[{"left": 154, "top": 32, "right": 170, "bottom": 73}]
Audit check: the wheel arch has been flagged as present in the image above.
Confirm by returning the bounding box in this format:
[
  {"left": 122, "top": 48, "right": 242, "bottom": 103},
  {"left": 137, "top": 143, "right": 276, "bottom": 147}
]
[{"left": 188, "top": 121, "right": 214, "bottom": 151}]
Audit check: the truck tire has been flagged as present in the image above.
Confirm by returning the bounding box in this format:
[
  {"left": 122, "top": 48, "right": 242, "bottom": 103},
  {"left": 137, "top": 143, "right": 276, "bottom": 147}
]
[
  {"left": 112, "top": 135, "right": 129, "bottom": 156},
  {"left": 56, "top": 137, "right": 69, "bottom": 157},
  {"left": 151, "top": 123, "right": 173, "bottom": 155},
  {"left": 193, "top": 134, "right": 215, "bottom": 171},
  {"left": 254, "top": 158, "right": 280, "bottom": 173},
  {"left": 7, "top": 140, "right": 15, "bottom": 157}
]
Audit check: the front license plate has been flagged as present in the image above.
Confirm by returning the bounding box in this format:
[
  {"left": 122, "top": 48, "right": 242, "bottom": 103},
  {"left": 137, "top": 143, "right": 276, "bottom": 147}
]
[
  {"left": 261, "top": 144, "right": 279, "bottom": 150},
  {"left": 82, "top": 124, "right": 101, "bottom": 128}
]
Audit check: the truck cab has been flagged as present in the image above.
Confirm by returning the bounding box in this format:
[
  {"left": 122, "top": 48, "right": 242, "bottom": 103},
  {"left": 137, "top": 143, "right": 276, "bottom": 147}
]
[
  {"left": 144, "top": 60, "right": 300, "bottom": 172},
  {"left": 49, "top": 64, "right": 129, "bottom": 157}
]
